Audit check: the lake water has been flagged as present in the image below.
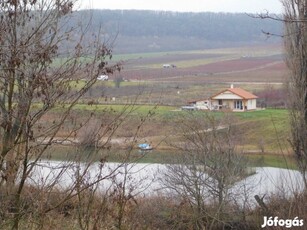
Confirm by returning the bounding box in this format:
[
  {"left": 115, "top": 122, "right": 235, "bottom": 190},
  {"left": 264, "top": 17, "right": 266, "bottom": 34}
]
[{"left": 28, "top": 160, "right": 305, "bottom": 206}]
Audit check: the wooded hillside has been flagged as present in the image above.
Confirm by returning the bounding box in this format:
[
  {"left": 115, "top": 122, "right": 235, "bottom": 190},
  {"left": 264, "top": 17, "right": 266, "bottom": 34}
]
[{"left": 73, "top": 10, "right": 282, "bottom": 53}]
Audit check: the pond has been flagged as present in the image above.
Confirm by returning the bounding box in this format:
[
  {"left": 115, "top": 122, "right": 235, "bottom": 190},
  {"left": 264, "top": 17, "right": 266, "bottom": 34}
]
[{"left": 28, "top": 160, "right": 304, "bottom": 206}]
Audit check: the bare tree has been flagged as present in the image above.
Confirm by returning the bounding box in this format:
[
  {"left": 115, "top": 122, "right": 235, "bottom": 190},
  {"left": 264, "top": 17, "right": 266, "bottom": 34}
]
[
  {"left": 256, "top": 0, "right": 307, "bottom": 189},
  {"left": 162, "top": 112, "right": 248, "bottom": 229},
  {"left": 0, "top": 1, "right": 122, "bottom": 228},
  {"left": 281, "top": 0, "right": 307, "bottom": 188}
]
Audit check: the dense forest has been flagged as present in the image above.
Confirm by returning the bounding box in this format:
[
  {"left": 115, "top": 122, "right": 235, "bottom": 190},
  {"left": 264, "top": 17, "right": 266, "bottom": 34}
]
[{"left": 73, "top": 10, "right": 282, "bottom": 53}]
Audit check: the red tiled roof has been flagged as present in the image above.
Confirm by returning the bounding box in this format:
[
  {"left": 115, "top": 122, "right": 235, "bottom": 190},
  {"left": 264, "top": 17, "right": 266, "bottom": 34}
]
[{"left": 211, "top": 88, "right": 258, "bottom": 99}]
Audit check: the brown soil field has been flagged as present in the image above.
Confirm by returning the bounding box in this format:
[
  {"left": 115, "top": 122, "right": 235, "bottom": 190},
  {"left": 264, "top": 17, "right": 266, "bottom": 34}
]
[
  {"left": 109, "top": 44, "right": 287, "bottom": 84},
  {"left": 117, "top": 59, "right": 287, "bottom": 83},
  {"left": 186, "top": 58, "right": 281, "bottom": 73},
  {"left": 98, "top": 44, "right": 288, "bottom": 106}
]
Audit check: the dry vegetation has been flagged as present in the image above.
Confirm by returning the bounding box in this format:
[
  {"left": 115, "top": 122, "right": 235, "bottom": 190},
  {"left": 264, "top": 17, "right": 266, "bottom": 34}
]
[
  {"left": 1, "top": 183, "right": 305, "bottom": 230},
  {"left": 1, "top": 0, "right": 306, "bottom": 229}
]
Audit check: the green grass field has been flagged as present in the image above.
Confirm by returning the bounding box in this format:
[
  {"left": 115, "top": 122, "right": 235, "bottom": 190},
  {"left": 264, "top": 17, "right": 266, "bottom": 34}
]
[
  {"left": 47, "top": 102, "right": 290, "bottom": 153},
  {"left": 247, "top": 153, "right": 297, "bottom": 169}
]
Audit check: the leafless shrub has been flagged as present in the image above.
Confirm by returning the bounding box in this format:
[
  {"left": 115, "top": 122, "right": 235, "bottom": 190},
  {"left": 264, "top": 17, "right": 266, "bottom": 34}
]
[
  {"left": 256, "top": 86, "right": 287, "bottom": 108},
  {"left": 0, "top": 0, "right": 128, "bottom": 228},
  {"left": 77, "top": 118, "right": 103, "bottom": 149},
  {"left": 161, "top": 112, "right": 249, "bottom": 229}
]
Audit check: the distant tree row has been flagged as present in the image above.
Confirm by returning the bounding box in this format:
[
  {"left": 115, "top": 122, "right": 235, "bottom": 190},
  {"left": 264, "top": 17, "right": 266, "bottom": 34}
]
[{"left": 82, "top": 10, "right": 282, "bottom": 42}]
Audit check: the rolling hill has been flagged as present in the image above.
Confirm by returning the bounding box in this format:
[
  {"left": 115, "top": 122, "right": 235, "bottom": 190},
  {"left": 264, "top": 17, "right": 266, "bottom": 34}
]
[{"left": 72, "top": 10, "right": 282, "bottom": 53}]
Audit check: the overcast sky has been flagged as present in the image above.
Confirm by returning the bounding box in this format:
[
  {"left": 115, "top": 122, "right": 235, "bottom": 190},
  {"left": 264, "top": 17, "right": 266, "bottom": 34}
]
[{"left": 79, "top": 0, "right": 283, "bottom": 14}]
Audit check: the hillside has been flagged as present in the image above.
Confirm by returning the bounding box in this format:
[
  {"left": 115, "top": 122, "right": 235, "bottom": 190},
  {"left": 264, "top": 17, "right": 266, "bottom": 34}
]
[{"left": 73, "top": 10, "right": 283, "bottom": 53}]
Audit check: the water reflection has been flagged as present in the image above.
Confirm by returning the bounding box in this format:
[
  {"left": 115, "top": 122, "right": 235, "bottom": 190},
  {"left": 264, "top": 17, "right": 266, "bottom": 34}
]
[{"left": 28, "top": 160, "right": 304, "bottom": 206}]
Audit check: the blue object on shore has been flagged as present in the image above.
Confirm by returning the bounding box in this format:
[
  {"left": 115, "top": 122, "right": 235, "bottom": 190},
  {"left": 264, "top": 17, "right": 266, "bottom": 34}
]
[{"left": 138, "top": 143, "right": 153, "bottom": 150}]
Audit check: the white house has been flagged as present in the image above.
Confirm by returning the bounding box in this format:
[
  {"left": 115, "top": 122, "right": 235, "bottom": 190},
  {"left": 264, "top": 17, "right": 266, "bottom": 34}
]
[
  {"left": 186, "top": 85, "right": 258, "bottom": 111},
  {"left": 210, "top": 86, "right": 258, "bottom": 111}
]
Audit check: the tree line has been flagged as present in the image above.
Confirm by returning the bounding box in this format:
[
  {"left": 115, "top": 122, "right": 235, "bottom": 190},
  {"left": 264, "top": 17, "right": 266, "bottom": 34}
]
[
  {"left": 65, "top": 9, "right": 283, "bottom": 53},
  {"left": 85, "top": 10, "right": 282, "bottom": 41}
]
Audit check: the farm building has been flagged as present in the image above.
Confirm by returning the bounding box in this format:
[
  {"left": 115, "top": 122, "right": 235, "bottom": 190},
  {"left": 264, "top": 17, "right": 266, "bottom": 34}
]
[
  {"left": 187, "top": 99, "right": 211, "bottom": 110},
  {"left": 186, "top": 85, "right": 258, "bottom": 111}
]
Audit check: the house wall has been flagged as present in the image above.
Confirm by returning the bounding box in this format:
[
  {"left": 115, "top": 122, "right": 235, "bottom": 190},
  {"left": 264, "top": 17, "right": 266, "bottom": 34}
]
[
  {"left": 211, "top": 99, "right": 235, "bottom": 110},
  {"left": 195, "top": 100, "right": 210, "bottom": 110},
  {"left": 210, "top": 100, "right": 219, "bottom": 109},
  {"left": 211, "top": 99, "right": 257, "bottom": 111},
  {"left": 247, "top": 99, "right": 257, "bottom": 110}
]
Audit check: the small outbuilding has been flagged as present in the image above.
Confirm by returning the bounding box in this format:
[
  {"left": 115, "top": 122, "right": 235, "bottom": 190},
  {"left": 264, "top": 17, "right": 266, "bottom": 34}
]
[{"left": 187, "top": 99, "right": 211, "bottom": 110}]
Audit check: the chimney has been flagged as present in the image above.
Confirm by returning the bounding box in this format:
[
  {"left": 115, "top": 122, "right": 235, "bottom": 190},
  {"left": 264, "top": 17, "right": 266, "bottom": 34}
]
[{"left": 230, "top": 84, "right": 234, "bottom": 89}]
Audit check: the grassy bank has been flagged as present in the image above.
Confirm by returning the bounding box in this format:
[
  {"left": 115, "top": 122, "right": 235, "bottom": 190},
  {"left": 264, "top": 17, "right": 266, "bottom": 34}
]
[
  {"left": 40, "top": 104, "right": 290, "bottom": 154},
  {"left": 43, "top": 145, "right": 297, "bottom": 170}
]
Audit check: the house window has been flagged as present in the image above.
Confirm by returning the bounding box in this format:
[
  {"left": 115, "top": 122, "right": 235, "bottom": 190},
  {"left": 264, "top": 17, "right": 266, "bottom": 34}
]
[{"left": 234, "top": 100, "right": 243, "bottom": 110}]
